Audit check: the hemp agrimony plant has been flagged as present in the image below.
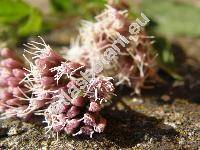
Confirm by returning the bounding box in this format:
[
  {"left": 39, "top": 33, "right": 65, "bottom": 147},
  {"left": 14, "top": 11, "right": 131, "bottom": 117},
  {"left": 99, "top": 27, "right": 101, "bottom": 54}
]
[{"left": 0, "top": 5, "right": 157, "bottom": 138}]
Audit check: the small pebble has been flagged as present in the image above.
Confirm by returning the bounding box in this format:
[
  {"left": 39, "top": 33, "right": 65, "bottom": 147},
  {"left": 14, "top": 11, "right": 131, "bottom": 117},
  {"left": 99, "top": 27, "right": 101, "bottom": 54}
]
[
  {"left": 161, "top": 94, "right": 170, "bottom": 102},
  {"left": 7, "top": 127, "right": 25, "bottom": 136}
]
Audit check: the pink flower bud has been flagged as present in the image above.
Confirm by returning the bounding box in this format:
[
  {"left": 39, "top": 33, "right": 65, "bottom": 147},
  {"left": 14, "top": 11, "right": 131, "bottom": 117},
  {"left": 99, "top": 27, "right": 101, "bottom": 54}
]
[
  {"left": 41, "top": 76, "right": 55, "bottom": 87},
  {"left": 64, "top": 118, "right": 80, "bottom": 134},
  {"left": 71, "top": 96, "right": 85, "bottom": 107},
  {"left": 0, "top": 48, "right": 16, "bottom": 58},
  {"left": 57, "top": 113, "right": 67, "bottom": 122},
  {"left": 0, "top": 105, "right": 6, "bottom": 113},
  {"left": 88, "top": 102, "right": 101, "bottom": 112},
  {"left": 11, "top": 87, "right": 27, "bottom": 97},
  {"left": 42, "top": 48, "right": 65, "bottom": 62},
  {"left": 65, "top": 62, "right": 85, "bottom": 77},
  {"left": 0, "top": 78, "right": 9, "bottom": 87},
  {"left": 6, "top": 98, "right": 27, "bottom": 106},
  {"left": 53, "top": 123, "right": 64, "bottom": 132},
  {"left": 1, "top": 58, "right": 22, "bottom": 69},
  {"left": 12, "top": 69, "right": 27, "bottom": 78},
  {"left": 0, "top": 68, "right": 12, "bottom": 78},
  {"left": 83, "top": 113, "right": 97, "bottom": 127},
  {"left": 95, "top": 117, "right": 107, "bottom": 133},
  {"left": 35, "top": 58, "right": 57, "bottom": 76},
  {"left": 7, "top": 77, "right": 21, "bottom": 87},
  {"left": 0, "top": 90, "right": 13, "bottom": 100},
  {"left": 67, "top": 106, "right": 80, "bottom": 119},
  {"left": 31, "top": 99, "right": 47, "bottom": 109},
  {"left": 60, "top": 104, "right": 70, "bottom": 113},
  {"left": 35, "top": 58, "right": 58, "bottom": 68},
  {"left": 79, "top": 126, "right": 94, "bottom": 137}
]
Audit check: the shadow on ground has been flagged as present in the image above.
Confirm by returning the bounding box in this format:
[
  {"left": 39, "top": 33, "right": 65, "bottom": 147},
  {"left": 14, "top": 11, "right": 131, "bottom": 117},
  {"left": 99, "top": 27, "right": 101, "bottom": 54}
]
[
  {"left": 73, "top": 92, "right": 180, "bottom": 148},
  {"left": 103, "top": 109, "right": 179, "bottom": 148}
]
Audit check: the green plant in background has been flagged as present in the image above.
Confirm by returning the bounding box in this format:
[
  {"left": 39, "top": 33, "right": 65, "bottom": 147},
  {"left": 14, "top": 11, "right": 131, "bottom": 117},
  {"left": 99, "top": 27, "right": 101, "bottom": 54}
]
[
  {"left": 0, "top": 0, "right": 106, "bottom": 46},
  {"left": 0, "top": 0, "right": 42, "bottom": 40},
  {"left": 0, "top": 0, "right": 199, "bottom": 40},
  {"left": 153, "top": 36, "right": 183, "bottom": 80},
  {"left": 50, "top": 0, "right": 105, "bottom": 20},
  {"left": 142, "top": 0, "right": 200, "bottom": 37},
  {"left": 141, "top": 0, "right": 200, "bottom": 79}
]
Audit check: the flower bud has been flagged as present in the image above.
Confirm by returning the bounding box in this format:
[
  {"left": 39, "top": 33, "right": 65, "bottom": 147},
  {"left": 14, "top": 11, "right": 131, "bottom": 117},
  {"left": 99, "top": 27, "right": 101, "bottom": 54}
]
[
  {"left": 35, "top": 58, "right": 57, "bottom": 76},
  {"left": 79, "top": 126, "right": 94, "bottom": 137},
  {"left": 11, "top": 87, "right": 27, "bottom": 97},
  {"left": 88, "top": 102, "right": 101, "bottom": 112},
  {"left": 95, "top": 117, "right": 107, "bottom": 133},
  {"left": 64, "top": 118, "right": 80, "bottom": 134},
  {"left": 12, "top": 69, "right": 27, "bottom": 78},
  {"left": 0, "top": 78, "right": 9, "bottom": 87},
  {"left": 83, "top": 113, "right": 97, "bottom": 127},
  {"left": 6, "top": 98, "right": 27, "bottom": 106},
  {"left": 1, "top": 58, "right": 22, "bottom": 69},
  {"left": 43, "top": 48, "right": 65, "bottom": 62},
  {"left": 41, "top": 76, "right": 56, "bottom": 87},
  {"left": 0, "top": 68, "right": 12, "bottom": 78},
  {"left": 0, "top": 105, "right": 6, "bottom": 113},
  {"left": 71, "top": 96, "right": 85, "bottom": 107},
  {"left": 0, "top": 48, "right": 16, "bottom": 58},
  {"left": 52, "top": 123, "right": 64, "bottom": 132},
  {"left": 65, "top": 62, "right": 85, "bottom": 77},
  {"left": 67, "top": 106, "right": 80, "bottom": 119},
  {"left": 7, "top": 77, "right": 21, "bottom": 87},
  {"left": 0, "top": 90, "right": 13, "bottom": 100}
]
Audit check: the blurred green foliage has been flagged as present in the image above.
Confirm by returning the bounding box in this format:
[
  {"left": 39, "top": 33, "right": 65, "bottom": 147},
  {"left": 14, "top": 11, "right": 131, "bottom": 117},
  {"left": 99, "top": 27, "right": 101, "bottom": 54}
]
[
  {"left": 18, "top": 9, "right": 42, "bottom": 36},
  {"left": 0, "top": 0, "right": 42, "bottom": 37},
  {"left": 0, "top": 0, "right": 199, "bottom": 40},
  {"left": 142, "top": 0, "right": 200, "bottom": 37},
  {"left": 0, "top": 0, "right": 106, "bottom": 45},
  {"left": 50, "top": 0, "right": 105, "bottom": 19},
  {"left": 141, "top": 0, "right": 200, "bottom": 79},
  {"left": 0, "top": 0, "right": 29, "bottom": 24}
]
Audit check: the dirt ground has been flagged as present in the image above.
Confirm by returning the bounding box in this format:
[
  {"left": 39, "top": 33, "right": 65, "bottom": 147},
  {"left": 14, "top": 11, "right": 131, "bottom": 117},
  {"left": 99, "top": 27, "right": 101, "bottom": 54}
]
[{"left": 0, "top": 86, "right": 199, "bottom": 149}]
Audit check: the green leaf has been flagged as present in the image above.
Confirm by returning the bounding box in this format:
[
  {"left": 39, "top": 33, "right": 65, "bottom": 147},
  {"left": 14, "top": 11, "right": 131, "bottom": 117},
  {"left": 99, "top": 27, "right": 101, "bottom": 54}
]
[
  {"left": 50, "top": 0, "right": 74, "bottom": 12},
  {"left": 18, "top": 9, "right": 42, "bottom": 36},
  {"left": 162, "top": 48, "right": 174, "bottom": 64},
  {"left": 159, "top": 63, "right": 183, "bottom": 80},
  {"left": 142, "top": 0, "right": 200, "bottom": 37},
  {"left": 50, "top": 0, "right": 105, "bottom": 19},
  {"left": 153, "top": 36, "right": 183, "bottom": 80},
  {"left": 0, "top": 0, "right": 30, "bottom": 24}
]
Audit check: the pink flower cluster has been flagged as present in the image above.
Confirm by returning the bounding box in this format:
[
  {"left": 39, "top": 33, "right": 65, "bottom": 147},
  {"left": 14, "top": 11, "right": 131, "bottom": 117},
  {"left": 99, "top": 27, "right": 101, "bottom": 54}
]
[
  {"left": 45, "top": 96, "right": 107, "bottom": 138},
  {"left": 0, "top": 38, "right": 114, "bottom": 137},
  {"left": 0, "top": 5, "right": 157, "bottom": 138},
  {"left": 0, "top": 48, "right": 29, "bottom": 119},
  {"left": 67, "top": 6, "right": 156, "bottom": 94}
]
